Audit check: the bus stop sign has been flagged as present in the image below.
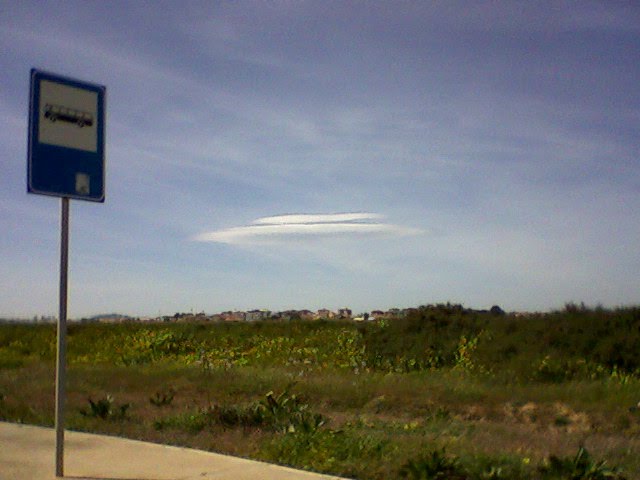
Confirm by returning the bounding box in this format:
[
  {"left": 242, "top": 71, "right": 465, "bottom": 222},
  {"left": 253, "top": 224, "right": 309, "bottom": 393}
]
[{"left": 28, "top": 69, "right": 106, "bottom": 202}]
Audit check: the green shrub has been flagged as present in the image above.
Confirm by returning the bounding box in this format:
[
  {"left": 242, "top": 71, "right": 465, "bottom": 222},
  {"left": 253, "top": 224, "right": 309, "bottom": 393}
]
[
  {"left": 154, "top": 389, "right": 324, "bottom": 434},
  {"left": 400, "top": 448, "right": 467, "bottom": 479},
  {"left": 0, "top": 349, "right": 24, "bottom": 369},
  {"left": 467, "top": 453, "right": 530, "bottom": 480},
  {"left": 256, "top": 389, "right": 325, "bottom": 433},
  {"left": 538, "top": 447, "right": 627, "bottom": 480},
  {"left": 359, "top": 305, "right": 487, "bottom": 373},
  {"left": 79, "top": 395, "right": 130, "bottom": 420},
  {"left": 149, "top": 388, "right": 175, "bottom": 407},
  {"left": 206, "top": 403, "right": 265, "bottom": 429},
  {"left": 116, "top": 329, "right": 197, "bottom": 365}
]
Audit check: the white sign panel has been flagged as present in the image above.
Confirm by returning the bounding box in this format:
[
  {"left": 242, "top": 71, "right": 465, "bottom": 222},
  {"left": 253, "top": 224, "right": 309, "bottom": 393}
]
[{"left": 38, "top": 80, "right": 98, "bottom": 153}]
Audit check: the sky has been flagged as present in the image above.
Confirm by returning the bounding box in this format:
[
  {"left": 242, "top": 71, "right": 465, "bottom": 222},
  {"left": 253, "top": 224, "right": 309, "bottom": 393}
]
[{"left": 1, "top": 1, "right": 639, "bottom": 318}]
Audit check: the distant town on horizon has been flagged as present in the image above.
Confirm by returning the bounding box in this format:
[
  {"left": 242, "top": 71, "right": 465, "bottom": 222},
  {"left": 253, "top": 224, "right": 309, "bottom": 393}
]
[{"left": 1, "top": 303, "right": 517, "bottom": 324}]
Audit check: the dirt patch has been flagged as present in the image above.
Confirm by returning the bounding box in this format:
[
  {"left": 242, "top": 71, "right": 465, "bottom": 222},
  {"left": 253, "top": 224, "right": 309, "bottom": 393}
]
[
  {"left": 503, "top": 402, "right": 539, "bottom": 425},
  {"left": 551, "top": 402, "right": 591, "bottom": 433}
]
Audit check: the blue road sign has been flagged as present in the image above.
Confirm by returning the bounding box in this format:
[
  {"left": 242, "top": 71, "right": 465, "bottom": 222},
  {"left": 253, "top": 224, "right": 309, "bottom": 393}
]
[{"left": 28, "top": 69, "right": 106, "bottom": 202}]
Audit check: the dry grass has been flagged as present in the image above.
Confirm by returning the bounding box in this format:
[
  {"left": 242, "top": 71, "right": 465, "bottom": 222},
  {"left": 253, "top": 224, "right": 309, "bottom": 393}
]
[{"left": 2, "top": 361, "right": 638, "bottom": 479}]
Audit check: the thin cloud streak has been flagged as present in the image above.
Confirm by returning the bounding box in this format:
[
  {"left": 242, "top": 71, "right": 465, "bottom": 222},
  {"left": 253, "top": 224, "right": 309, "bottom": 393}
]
[{"left": 254, "top": 213, "right": 382, "bottom": 225}]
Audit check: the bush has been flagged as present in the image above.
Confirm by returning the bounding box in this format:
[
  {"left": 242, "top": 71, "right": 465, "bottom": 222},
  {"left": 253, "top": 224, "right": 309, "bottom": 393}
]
[
  {"left": 154, "top": 389, "right": 325, "bottom": 434},
  {"left": 538, "top": 447, "right": 627, "bottom": 480},
  {"left": 256, "top": 389, "right": 325, "bottom": 433},
  {"left": 149, "top": 388, "right": 175, "bottom": 407},
  {"left": 400, "top": 448, "right": 467, "bottom": 479},
  {"left": 79, "top": 395, "right": 130, "bottom": 420}
]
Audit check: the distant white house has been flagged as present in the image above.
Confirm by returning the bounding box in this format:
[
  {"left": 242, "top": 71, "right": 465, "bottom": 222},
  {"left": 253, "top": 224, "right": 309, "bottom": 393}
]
[
  {"left": 245, "top": 309, "right": 271, "bottom": 322},
  {"left": 316, "top": 309, "right": 335, "bottom": 320}
]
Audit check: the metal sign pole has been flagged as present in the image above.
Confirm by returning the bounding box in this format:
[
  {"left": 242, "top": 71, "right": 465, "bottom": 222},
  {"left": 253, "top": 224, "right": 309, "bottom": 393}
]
[
  {"left": 55, "top": 197, "right": 70, "bottom": 478},
  {"left": 27, "top": 70, "right": 105, "bottom": 477}
]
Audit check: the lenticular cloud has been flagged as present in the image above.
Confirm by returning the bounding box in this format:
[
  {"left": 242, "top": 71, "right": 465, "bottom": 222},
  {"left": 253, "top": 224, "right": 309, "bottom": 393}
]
[
  {"left": 193, "top": 213, "right": 420, "bottom": 244},
  {"left": 254, "top": 213, "right": 383, "bottom": 225}
]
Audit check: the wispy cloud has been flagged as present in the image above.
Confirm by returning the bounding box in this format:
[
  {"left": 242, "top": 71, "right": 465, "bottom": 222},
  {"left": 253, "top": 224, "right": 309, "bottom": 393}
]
[
  {"left": 254, "top": 213, "right": 382, "bottom": 225},
  {"left": 193, "top": 213, "right": 421, "bottom": 244}
]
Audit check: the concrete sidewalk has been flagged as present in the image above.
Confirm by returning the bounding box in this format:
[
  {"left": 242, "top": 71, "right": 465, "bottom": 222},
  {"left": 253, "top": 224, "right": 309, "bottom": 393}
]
[{"left": 0, "top": 422, "right": 346, "bottom": 480}]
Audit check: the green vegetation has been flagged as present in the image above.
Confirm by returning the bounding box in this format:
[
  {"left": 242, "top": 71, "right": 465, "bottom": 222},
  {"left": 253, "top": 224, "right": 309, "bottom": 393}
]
[
  {"left": 149, "top": 387, "right": 175, "bottom": 407},
  {"left": 1, "top": 304, "right": 639, "bottom": 479},
  {"left": 400, "top": 448, "right": 466, "bottom": 479},
  {"left": 79, "top": 394, "right": 130, "bottom": 420},
  {"left": 538, "top": 447, "right": 627, "bottom": 480}
]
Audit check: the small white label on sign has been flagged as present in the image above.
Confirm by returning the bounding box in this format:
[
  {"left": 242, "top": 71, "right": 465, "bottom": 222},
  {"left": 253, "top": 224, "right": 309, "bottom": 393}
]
[
  {"left": 39, "top": 80, "right": 98, "bottom": 153},
  {"left": 75, "top": 173, "right": 90, "bottom": 195}
]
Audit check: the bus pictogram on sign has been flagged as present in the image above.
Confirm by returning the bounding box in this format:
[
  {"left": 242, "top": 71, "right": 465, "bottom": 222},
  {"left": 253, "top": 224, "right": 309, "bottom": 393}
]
[{"left": 44, "top": 103, "right": 94, "bottom": 128}]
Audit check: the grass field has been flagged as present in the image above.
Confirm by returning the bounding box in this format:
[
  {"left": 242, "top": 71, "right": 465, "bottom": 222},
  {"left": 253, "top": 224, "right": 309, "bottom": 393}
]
[{"left": 1, "top": 304, "right": 639, "bottom": 479}]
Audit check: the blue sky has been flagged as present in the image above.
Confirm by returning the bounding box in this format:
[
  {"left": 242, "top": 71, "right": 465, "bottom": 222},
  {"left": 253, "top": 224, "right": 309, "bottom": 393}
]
[{"left": 1, "top": 1, "right": 639, "bottom": 318}]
